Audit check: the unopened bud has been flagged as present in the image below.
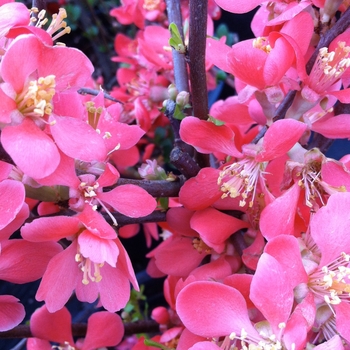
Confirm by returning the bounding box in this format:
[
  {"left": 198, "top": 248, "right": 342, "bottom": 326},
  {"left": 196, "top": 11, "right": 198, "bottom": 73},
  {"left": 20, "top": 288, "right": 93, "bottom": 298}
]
[
  {"left": 167, "top": 84, "right": 178, "bottom": 101},
  {"left": 176, "top": 91, "right": 190, "bottom": 108},
  {"left": 138, "top": 159, "right": 167, "bottom": 180},
  {"left": 321, "top": 0, "right": 343, "bottom": 23}
]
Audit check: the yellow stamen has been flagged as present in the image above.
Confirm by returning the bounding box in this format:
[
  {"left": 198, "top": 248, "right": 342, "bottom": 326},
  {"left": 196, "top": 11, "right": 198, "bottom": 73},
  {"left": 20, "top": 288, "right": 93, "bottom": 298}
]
[
  {"left": 143, "top": 0, "right": 161, "bottom": 11},
  {"left": 16, "top": 75, "right": 56, "bottom": 118}
]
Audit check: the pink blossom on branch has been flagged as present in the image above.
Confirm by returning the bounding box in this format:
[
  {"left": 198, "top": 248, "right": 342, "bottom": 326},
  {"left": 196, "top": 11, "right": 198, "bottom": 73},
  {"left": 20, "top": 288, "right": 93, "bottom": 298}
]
[
  {"left": 180, "top": 117, "right": 307, "bottom": 208},
  {"left": 0, "top": 33, "right": 94, "bottom": 179},
  {"left": 21, "top": 206, "right": 139, "bottom": 312}
]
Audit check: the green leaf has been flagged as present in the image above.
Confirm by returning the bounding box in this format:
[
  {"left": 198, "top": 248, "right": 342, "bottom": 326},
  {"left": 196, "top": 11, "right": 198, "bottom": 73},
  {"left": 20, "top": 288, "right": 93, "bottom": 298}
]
[
  {"left": 208, "top": 115, "right": 225, "bottom": 126},
  {"left": 169, "top": 23, "right": 186, "bottom": 53},
  {"left": 173, "top": 104, "right": 186, "bottom": 120},
  {"left": 159, "top": 197, "right": 169, "bottom": 210},
  {"left": 216, "top": 70, "right": 227, "bottom": 82},
  {"left": 144, "top": 339, "right": 173, "bottom": 350}
]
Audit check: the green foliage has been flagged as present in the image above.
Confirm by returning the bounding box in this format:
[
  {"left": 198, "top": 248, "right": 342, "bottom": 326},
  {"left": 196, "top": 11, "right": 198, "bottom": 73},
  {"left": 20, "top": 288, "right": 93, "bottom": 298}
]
[
  {"left": 215, "top": 23, "right": 238, "bottom": 47},
  {"left": 144, "top": 339, "right": 175, "bottom": 350},
  {"left": 123, "top": 285, "right": 148, "bottom": 323},
  {"left": 208, "top": 115, "right": 225, "bottom": 126},
  {"left": 168, "top": 23, "right": 186, "bottom": 53}
]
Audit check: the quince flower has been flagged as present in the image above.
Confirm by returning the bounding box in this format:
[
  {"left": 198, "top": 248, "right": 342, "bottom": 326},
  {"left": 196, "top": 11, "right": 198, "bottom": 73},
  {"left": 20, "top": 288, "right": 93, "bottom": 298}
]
[
  {"left": 21, "top": 206, "right": 139, "bottom": 312},
  {"left": 0, "top": 34, "right": 94, "bottom": 179}
]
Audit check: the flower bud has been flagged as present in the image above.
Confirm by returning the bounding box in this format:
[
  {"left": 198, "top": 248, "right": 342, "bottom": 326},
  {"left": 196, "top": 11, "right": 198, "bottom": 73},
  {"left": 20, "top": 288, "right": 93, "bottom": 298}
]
[
  {"left": 138, "top": 159, "right": 167, "bottom": 180},
  {"left": 167, "top": 84, "right": 178, "bottom": 101},
  {"left": 176, "top": 91, "right": 190, "bottom": 108},
  {"left": 151, "top": 306, "right": 170, "bottom": 325}
]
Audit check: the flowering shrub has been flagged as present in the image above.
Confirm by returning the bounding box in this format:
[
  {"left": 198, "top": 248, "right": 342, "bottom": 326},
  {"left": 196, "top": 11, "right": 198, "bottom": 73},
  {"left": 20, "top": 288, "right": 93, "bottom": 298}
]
[{"left": 1, "top": 0, "right": 350, "bottom": 349}]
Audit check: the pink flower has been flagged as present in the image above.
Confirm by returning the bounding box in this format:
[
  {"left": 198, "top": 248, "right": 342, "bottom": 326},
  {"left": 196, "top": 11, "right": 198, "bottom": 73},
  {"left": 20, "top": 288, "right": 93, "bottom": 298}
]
[
  {"left": 207, "top": 16, "right": 310, "bottom": 104},
  {"left": 258, "top": 193, "right": 350, "bottom": 342},
  {"left": 180, "top": 117, "right": 307, "bottom": 208},
  {"left": 0, "top": 33, "right": 94, "bottom": 179},
  {"left": 177, "top": 280, "right": 309, "bottom": 349},
  {"left": 110, "top": 0, "right": 166, "bottom": 29},
  {"left": 286, "top": 34, "right": 350, "bottom": 123},
  {"left": 21, "top": 206, "right": 139, "bottom": 312}
]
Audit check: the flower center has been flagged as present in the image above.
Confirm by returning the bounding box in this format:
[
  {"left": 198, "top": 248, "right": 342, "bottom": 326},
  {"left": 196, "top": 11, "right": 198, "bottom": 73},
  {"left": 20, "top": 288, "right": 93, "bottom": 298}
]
[
  {"left": 79, "top": 180, "right": 100, "bottom": 210},
  {"left": 229, "top": 323, "right": 288, "bottom": 350},
  {"left": 192, "top": 237, "right": 211, "bottom": 254},
  {"left": 77, "top": 180, "right": 118, "bottom": 226},
  {"left": 218, "top": 158, "right": 265, "bottom": 207},
  {"left": 253, "top": 37, "right": 271, "bottom": 54},
  {"left": 143, "top": 0, "right": 161, "bottom": 11},
  {"left": 86, "top": 101, "right": 103, "bottom": 130},
  {"left": 16, "top": 75, "right": 56, "bottom": 119},
  {"left": 75, "top": 252, "right": 104, "bottom": 285},
  {"left": 306, "top": 41, "right": 350, "bottom": 94},
  {"left": 308, "top": 252, "right": 350, "bottom": 307}
]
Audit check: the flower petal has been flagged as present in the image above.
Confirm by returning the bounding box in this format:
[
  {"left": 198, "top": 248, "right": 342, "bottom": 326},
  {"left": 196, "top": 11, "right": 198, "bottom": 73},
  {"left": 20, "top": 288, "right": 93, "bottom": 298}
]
[
  {"left": 0, "top": 240, "right": 62, "bottom": 284},
  {"left": 250, "top": 253, "right": 294, "bottom": 331},
  {"left": 256, "top": 119, "right": 307, "bottom": 162},
  {"left": 82, "top": 312, "right": 124, "bottom": 350},
  {"left": 1, "top": 119, "right": 60, "bottom": 179},
  {"left": 0, "top": 179, "right": 25, "bottom": 230},
  {"left": 50, "top": 116, "right": 106, "bottom": 162},
  {"left": 177, "top": 281, "right": 258, "bottom": 338},
  {"left": 21, "top": 216, "right": 80, "bottom": 242},
  {"left": 30, "top": 305, "right": 74, "bottom": 345},
  {"left": 180, "top": 117, "right": 242, "bottom": 157},
  {"left": 99, "top": 185, "right": 157, "bottom": 218},
  {"left": 0, "top": 295, "right": 25, "bottom": 332}
]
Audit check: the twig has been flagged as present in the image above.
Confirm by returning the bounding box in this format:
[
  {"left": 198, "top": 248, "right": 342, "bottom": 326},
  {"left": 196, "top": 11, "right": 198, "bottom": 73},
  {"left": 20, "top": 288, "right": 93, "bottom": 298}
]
[
  {"left": 164, "top": 1, "right": 202, "bottom": 177},
  {"left": 116, "top": 177, "right": 183, "bottom": 197},
  {"left": 188, "top": 0, "right": 208, "bottom": 120},
  {"left": 164, "top": 100, "right": 201, "bottom": 178},
  {"left": 78, "top": 88, "right": 123, "bottom": 103},
  {"left": 105, "top": 210, "right": 167, "bottom": 227},
  {"left": 165, "top": 0, "right": 189, "bottom": 93}
]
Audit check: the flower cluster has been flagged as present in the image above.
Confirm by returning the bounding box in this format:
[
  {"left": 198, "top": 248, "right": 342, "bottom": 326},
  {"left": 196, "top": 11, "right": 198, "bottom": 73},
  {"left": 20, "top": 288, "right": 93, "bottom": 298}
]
[{"left": 2, "top": 0, "right": 350, "bottom": 349}]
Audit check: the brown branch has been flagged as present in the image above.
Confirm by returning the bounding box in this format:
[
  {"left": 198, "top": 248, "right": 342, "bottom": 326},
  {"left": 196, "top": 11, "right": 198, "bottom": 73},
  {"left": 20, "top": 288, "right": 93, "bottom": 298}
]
[
  {"left": 163, "top": 100, "right": 201, "bottom": 178},
  {"left": 116, "top": 178, "right": 183, "bottom": 197},
  {"left": 188, "top": 0, "right": 208, "bottom": 120},
  {"left": 104, "top": 210, "right": 167, "bottom": 227},
  {"left": 0, "top": 320, "right": 160, "bottom": 339}
]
